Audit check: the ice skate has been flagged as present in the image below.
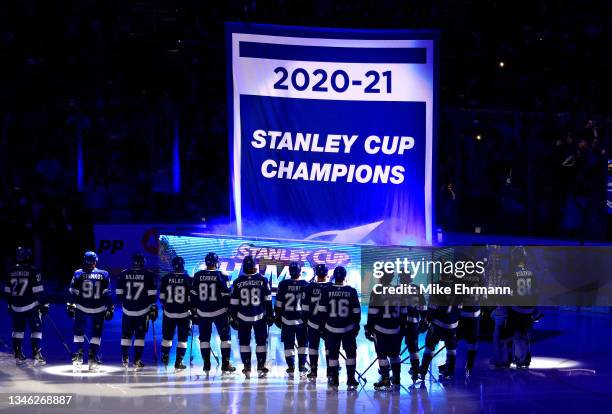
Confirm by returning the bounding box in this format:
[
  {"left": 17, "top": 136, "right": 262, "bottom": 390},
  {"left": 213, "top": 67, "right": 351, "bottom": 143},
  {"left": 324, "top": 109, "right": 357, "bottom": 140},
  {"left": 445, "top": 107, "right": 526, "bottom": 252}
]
[
  {"left": 373, "top": 376, "right": 391, "bottom": 391},
  {"left": 203, "top": 360, "right": 211, "bottom": 373},
  {"left": 174, "top": 359, "right": 187, "bottom": 372},
  {"left": 391, "top": 375, "right": 401, "bottom": 391},
  {"left": 221, "top": 361, "right": 236, "bottom": 375},
  {"left": 307, "top": 368, "right": 317, "bottom": 383},
  {"left": 161, "top": 353, "right": 169, "bottom": 367},
  {"left": 409, "top": 366, "right": 420, "bottom": 383},
  {"left": 327, "top": 375, "right": 339, "bottom": 391},
  {"left": 347, "top": 377, "right": 359, "bottom": 391},
  {"left": 72, "top": 351, "right": 83, "bottom": 371},
  {"left": 15, "top": 351, "right": 27, "bottom": 366},
  {"left": 33, "top": 349, "right": 46, "bottom": 366},
  {"left": 88, "top": 352, "right": 102, "bottom": 372}
]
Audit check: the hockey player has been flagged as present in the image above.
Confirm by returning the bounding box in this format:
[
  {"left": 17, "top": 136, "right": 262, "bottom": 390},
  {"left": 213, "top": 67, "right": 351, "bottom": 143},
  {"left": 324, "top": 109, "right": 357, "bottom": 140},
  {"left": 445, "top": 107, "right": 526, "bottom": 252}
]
[
  {"left": 274, "top": 262, "right": 309, "bottom": 378},
  {"left": 159, "top": 256, "right": 192, "bottom": 371},
  {"left": 4, "top": 247, "right": 48, "bottom": 365},
  {"left": 488, "top": 247, "right": 513, "bottom": 368},
  {"left": 229, "top": 256, "right": 274, "bottom": 378},
  {"left": 458, "top": 306, "right": 480, "bottom": 378},
  {"left": 419, "top": 273, "right": 460, "bottom": 381},
  {"left": 400, "top": 271, "right": 427, "bottom": 384},
  {"left": 319, "top": 266, "right": 361, "bottom": 390},
  {"left": 508, "top": 247, "right": 538, "bottom": 368},
  {"left": 116, "top": 253, "right": 158, "bottom": 369},
  {"left": 458, "top": 258, "right": 484, "bottom": 379},
  {"left": 67, "top": 251, "right": 114, "bottom": 370},
  {"left": 302, "top": 263, "right": 332, "bottom": 382},
  {"left": 365, "top": 270, "right": 405, "bottom": 390},
  {"left": 190, "top": 252, "right": 235, "bottom": 374}
]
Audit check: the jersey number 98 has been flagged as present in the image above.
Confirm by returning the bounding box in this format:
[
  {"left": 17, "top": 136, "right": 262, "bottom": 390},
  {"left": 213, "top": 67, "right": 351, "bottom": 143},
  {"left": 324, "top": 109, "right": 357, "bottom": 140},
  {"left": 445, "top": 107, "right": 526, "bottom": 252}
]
[{"left": 240, "top": 288, "right": 260, "bottom": 306}]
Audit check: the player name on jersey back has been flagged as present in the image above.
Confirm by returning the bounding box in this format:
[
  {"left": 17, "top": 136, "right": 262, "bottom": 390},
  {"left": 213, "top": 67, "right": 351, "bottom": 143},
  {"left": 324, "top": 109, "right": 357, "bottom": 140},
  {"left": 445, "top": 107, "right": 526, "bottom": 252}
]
[{"left": 234, "top": 279, "right": 265, "bottom": 288}]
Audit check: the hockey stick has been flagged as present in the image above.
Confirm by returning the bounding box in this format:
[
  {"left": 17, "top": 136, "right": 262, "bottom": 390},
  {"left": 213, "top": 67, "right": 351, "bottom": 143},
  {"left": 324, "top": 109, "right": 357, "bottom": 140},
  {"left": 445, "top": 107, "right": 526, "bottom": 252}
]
[
  {"left": 338, "top": 350, "right": 367, "bottom": 384},
  {"left": 359, "top": 331, "right": 380, "bottom": 379},
  {"left": 361, "top": 331, "right": 416, "bottom": 378},
  {"left": 189, "top": 323, "right": 195, "bottom": 366},
  {"left": 426, "top": 344, "right": 447, "bottom": 384},
  {"left": 401, "top": 344, "right": 426, "bottom": 364},
  {"left": 360, "top": 356, "right": 378, "bottom": 379},
  {"left": 211, "top": 347, "right": 220, "bottom": 365},
  {"left": 430, "top": 344, "right": 446, "bottom": 361},
  {"left": 44, "top": 315, "right": 72, "bottom": 357}
]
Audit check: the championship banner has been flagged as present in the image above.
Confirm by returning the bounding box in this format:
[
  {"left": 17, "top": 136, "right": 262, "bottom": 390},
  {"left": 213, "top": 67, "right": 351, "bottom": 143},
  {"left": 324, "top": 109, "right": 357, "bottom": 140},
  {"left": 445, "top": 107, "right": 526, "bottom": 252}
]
[{"left": 226, "top": 23, "right": 438, "bottom": 245}]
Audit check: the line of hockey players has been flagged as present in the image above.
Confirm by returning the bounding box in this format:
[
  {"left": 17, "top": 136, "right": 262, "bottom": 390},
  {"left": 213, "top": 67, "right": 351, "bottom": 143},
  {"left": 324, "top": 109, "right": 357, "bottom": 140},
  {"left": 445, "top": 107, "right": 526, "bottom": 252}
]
[{"left": 1, "top": 247, "right": 540, "bottom": 391}]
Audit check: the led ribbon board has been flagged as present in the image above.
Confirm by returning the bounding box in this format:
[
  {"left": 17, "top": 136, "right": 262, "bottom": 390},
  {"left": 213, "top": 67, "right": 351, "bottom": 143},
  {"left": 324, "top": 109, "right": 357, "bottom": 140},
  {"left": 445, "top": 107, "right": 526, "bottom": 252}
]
[
  {"left": 159, "top": 234, "right": 363, "bottom": 295},
  {"left": 227, "top": 23, "right": 437, "bottom": 245}
]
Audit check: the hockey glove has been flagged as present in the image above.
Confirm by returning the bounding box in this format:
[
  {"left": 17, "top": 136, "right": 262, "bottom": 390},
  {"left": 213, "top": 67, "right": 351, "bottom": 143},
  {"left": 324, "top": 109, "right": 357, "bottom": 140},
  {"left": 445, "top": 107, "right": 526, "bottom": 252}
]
[
  {"left": 351, "top": 324, "right": 360, "bottom": 337},
  {"left": 149, "top": 304, "right": 158, "bottom": 322},
  {"left": 66, "top": 303, "right": 76, "bottom": 319},
  {"left": 266, "top": 315, "right": 275, "bottom": 327},
  {"left": 38, "top": 303, "right": 50, "bottom": 316},
  {"left": 105, "top": 305, "right": 115, "bottom": 321},
  {"left": 274, "top": 315, "right": 282, "bottom": 329}
]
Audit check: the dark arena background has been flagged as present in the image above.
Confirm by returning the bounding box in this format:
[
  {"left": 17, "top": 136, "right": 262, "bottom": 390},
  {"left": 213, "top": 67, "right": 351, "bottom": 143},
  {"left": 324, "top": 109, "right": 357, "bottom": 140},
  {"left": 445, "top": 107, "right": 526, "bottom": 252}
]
[{"left": 1, "top": 1, "right": 611, "bottom": 414}]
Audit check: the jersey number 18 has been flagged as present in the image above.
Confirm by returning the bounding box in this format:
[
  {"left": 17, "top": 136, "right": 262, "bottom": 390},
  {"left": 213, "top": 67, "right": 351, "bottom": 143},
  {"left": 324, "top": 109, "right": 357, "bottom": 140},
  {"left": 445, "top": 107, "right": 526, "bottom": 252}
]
[{"left": 166, "top": 285, "right": 186, "bottom": 303}]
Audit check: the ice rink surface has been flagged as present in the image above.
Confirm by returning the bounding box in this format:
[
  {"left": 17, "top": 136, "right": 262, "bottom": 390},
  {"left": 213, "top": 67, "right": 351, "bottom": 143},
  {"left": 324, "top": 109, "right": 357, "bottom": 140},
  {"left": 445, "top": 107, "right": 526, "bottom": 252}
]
[{"left": 1, "top": 307, "right": 611, "bottom": 413}]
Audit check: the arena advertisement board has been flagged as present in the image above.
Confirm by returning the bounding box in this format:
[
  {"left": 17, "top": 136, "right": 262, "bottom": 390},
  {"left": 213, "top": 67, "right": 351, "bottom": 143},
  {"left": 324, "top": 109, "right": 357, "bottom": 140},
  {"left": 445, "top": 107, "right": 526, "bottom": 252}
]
[
  {"left": 226, "top": 23, "right": 437, "bottom": 245},
  {"left": 158, "top": 234, "right": 363, "bottom": 296},
  {"left": 160, "top": 233, "right": 612, "bottom": 307}
]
